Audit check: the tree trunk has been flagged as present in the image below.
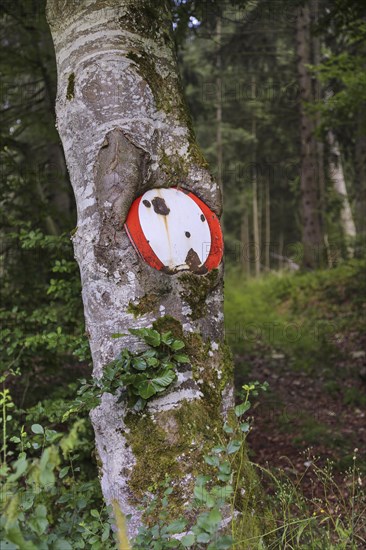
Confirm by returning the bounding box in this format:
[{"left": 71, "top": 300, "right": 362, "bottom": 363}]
[
  {"left": 264, "top": 179, "right": 270, "bottom": 271},
  {"left": 278, "top": 231, "right": 284, "bottom": 270},
  {"left": 241, "top": 196, "right": 250, "bottom": 276},
  {"left": 296, "top": 3, "right": 324, "bottom": 269},
  {"left": 311, "top": 0, "right": 332, "bottom": 267},
  {"left": 216, "top": 16, "right": 223, "bottom": 199},
  {"left": 355, "top": 117, "right": 366, "bottom": 254},
  {"left": 251, "top": 77, "right": 260, "bottom": 277},
  {"left": 327, "top": 130, "right": 356, "bottom": 258},
  {"left": 47, "top": 0, "right": 233, "bottom": 540}
]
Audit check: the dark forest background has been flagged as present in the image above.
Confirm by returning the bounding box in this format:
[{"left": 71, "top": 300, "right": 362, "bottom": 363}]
[{"left": 1, "top": 1, "right": 365, "bottom": 548}]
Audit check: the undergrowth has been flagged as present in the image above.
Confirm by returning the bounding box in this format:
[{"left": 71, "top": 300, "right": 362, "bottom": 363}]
[{"left": 225, "top": 259, "right": 366, "bottom": 373}]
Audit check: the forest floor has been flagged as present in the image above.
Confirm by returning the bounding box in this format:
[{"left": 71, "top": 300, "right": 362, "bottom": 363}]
[{"left": 225, "top": 259, "right": 366, "bottom": 508}]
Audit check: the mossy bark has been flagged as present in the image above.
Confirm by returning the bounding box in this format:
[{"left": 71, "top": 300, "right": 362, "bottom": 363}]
[{"left": 46, "top": 0, "right": 263, "bottom": 541}]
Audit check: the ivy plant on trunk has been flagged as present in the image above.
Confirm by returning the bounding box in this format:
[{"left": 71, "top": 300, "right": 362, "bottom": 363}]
[{"left": 46, "top": 0, "right": 240, "bottom": 540}]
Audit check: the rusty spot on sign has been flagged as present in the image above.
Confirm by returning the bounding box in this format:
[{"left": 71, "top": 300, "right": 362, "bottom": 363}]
[
  {"left": 152, "top": 196, "right": 170, "bottom": 216},
  {"left": 185, "top": 248, "right": 208, "bottom": 275}
]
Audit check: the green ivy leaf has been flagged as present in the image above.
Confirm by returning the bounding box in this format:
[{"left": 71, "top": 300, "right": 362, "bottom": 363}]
[
  {"left": 204, "top": 455, "right": 220, "bottom": 467},
  {"left": 226, "top": 440, "right": 242, "bottom": 455},
  {"left": 54, "top": 540, "right": 73, "bottom": 550},
  {"left": 137, "top": 380, "right": 157, "bottom": 400},
  {"left": 8, "top": 453, "right": 28, "bottom": 482},
  {"left": 211, "top": 445, "right": 225, "bottom": 454},
  {"left": 234, "top": 401, "right": 251, "bottom": 417},
  {"left": 152, "top": 370, "right": 176, "bottom": 388},
  {"left": 170, "top": 340, "right": 185, "bottom": 351},
  {"left": 195, "top": 474, "right": 211, "bottom": 486},
  {"left": 197, "top": 532, "right": 211, "bottom": 543},
  {"left": 120, "top": 373, "right": 138, "bottom": 386},
  {"left": 161, "top": 331, "right": 174, "bottom": 345},
  {"left": 130, "top": 328, "right": 161, "bottom": 347},
  {"left": 223, "top": 423, "right": 234, "bottom": 434},
  {"left": 219, "top": 461, "right": 231, "bottom": 475},
  {"left": 28, "top": 504, "right": 48, "bottom": 535},
  {"left": 218, "top": 472, "right": 231, "bottom": 482},
  {"left": 173, "top": 354, "right": 190, "bottom": 364},
  {"left": 165, "top": 519, "right": 186, "bottom": 533},
  {"left": 101, "top": 523, "right": 110, "bottom": 542},
  {"left": 240, "top": 422, "right": 250, "bottom": 433},
  {"left": 196, "top": 512, "right": 215, "bottom": 533},
  {"left": 59, "top": 466, "right": 69, "bottom": 479},
  {"left": 31, "top": 424, "right": 44, "bottom": 434},
  {"left": 181, "top": 534, "right": 195, "bottom": 547},
  {"left": 132, "top": 357, "right": 147, "bottom": 371},
  {"left": 193, "top": 486, "right": 215, "bottom": 508}
]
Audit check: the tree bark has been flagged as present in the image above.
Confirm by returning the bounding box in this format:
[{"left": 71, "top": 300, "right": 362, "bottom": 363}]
[
  {"left": 296, "top": 3, "right": 324, "bottom": 269},
  {"left": 264, "top": 179, "right": 270, "bottom": 271},
  {"left": 240, "top": 196, "right": 250, "bottom": 276},
  {"left": 311, "top": 0, "right": 332, "bottom": 267},
  {"left": 216, "top": 16, "right": 223, "bottom": 199},
  {"left": 47, "top": 0, "right": 233, "bottom": 540},
  {"left": 251, "top": 77, "right": 260, "bottom": 277},
  {"left": 327, "top": 130, "right": 356, "bottom": 258},
  {"left": 355, "top": 116, "right": 366, "bottom": 254}
]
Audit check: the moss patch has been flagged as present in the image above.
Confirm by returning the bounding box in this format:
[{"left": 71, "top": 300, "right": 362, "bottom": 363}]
[
  {"left": 118, "top": 1, "right": 170, "bottom": 41},
  {"left": 152, "top": 315, "right": 184, "bottom": 339},
  {"left": 179, "top": 269, "right": 220, "bottom": 320},
  {"left": 127, "top": 293, "right": 160, "bottom": 317},
  {"left": 184, "top": 332, "right": 234, "bottom": 410},
  {"left": 123, "top": 316, "right": 271, "bottom": 538},
  {"left": 159, "top": 149, "right": 189, "bottom": 184},
  {"left": 152, "top": 316, "right": 232, "bottom": 410},
  {"left": 124, "top": 399, "right": 222, "bottom": 522},
  {"left": 186, "top": 122, "right": 210, "bottom": 170}
]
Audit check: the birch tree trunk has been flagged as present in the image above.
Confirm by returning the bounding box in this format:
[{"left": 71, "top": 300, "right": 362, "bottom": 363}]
[
  {"left": 296, "top": 3, "right": 324, "bottom": 269},
  {"left": 46, "top": 0, "right": 234, "bottom": 540},
  {"left": 327, "top": 130, "right": 356, "bottom": 258}
]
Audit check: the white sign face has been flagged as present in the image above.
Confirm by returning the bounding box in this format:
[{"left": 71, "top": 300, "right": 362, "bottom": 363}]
[{"left": 138, "top": 188, "right": 211, "bottom": 272}]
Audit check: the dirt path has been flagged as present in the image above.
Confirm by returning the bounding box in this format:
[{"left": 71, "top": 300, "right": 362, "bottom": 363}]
[{"left": 235, "top": 336, "right": 366, "bottom": 499}]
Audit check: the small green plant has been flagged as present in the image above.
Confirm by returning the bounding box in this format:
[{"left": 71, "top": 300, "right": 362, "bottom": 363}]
[
  {"left": 66, "top": 327, "right": 189, "bottom": 416},
  {"left": 132, "top": 475, "right": 233, "bottom": 549},
  {"left": 0, "top": 377, "right": 116, "bottom": 549},
  {"left": 132, "top": 381, "right": 269, "bottom": 549}
]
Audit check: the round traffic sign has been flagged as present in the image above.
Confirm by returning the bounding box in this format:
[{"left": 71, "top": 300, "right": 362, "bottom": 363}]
[{"left": 124, "top": 188, "right": 223, "bottom": 274}]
